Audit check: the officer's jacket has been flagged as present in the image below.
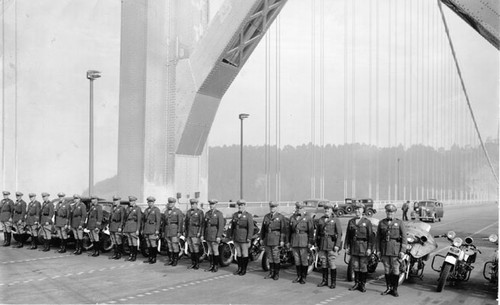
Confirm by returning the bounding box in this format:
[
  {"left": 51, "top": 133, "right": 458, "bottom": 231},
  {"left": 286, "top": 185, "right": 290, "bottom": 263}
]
[
  {"left": 123, "top": 205, "right": 142, "bottom": 233},
  {"left": 55, "top": 200, "right": 71, "bottom": 227},
  {"left": 203, "top": 209, "right": 225, "bottom": 242},
  {"left": 315, "top": 215, "right": 343, "bottom": 251},
  {"left": 162, "top": 208, "right": 184, "bottom": 237},
  {"left": 142, "top": 206, "right": 161, "bottom": 235},
  {"left": 86, "top": 204, "right": 103, "bottom": 230},
  {"left": 185, "top": 208, "right": 204, "bottom": 238},
  {"left": 231, "top": 211, "right": 254, "bottom": 243},
  {"left": 289, "top": 212, "right": 314, "bottom": 248},
  {"left": 70, "top": 202, "right": 87, "bottom": 229},
  {"left": 108, "top": 204, "right": 126, "bottom": 232},
  {"left": 12, "top": 199, "right": 27, "bottom": 222},
  {"left": 344, "top": 216, "right": 372, "bottom": 256},
  {"left": 376, "top": 218, "right": 407, "bottom": 257},
  {"left": 0, "top": 198, "right": 14, "bottom": 222},
  {"left": 260, "top": 212, "right": 287, "bottom": 247},
  {"left": 40, "top": 200, "right": 54, "bottom": 225},
  {"left": 25, "top": 200, "right": 41, "bottom": 225}
]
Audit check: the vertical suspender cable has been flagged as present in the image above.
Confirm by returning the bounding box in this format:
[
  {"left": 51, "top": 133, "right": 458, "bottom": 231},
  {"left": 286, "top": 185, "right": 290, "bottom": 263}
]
[
  {"left": 320, "top": 0, "right": 325, "bottom": 199},
  {"left": 1, "top": 0, "right": 5, "bottom": 190},
  {"left": 402, "top": 0, "right": 407, "bottom": 200},
  {"left": 275, "top": 17, "right": 281, "bottom": 202},
  {"left": 426, "top": 0, "right": 430, "bottom": 199},
  {"left": 375, "top": 0, "right": 380, "bottom": 201},
  {"left": 311, "top": 0, "right": 316, "bottom": 199},
  {"left": 343, "top": 0, "right": 348, "bottom": 200},
  {"left": 394, "top": 0, "right": 398, "bottom": 200},
  {"left": 409, "top": 0, "right": 413, "bottom": 200},
  {"left": 264, "top": 33, "right": 268, "bottom": 201},
  {"left": 368, "top": 0, "right": 373, "bottom": 199},
  {"left": 387, "top": 0, "right": 392, "bottom": 201},
  {"left": 14, "top": 1, "right": 17, "bottom": 189},
  {"left": 351, "top": 0, "right": 356, "bottom": 198}
]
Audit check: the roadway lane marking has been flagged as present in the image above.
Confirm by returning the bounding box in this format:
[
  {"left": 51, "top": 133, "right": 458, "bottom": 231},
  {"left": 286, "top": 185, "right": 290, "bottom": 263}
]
[
  {"left": 1, "top": 254, "right": 71, "bottom": 265},
  {"left": 434, "top": 221, "right": 499, "bottom": 254}
]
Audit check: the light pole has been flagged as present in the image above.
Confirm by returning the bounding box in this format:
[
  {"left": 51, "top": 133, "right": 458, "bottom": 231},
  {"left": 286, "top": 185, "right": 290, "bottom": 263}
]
[
  {"left": 397, "top": 158, "right": 401, "bottom": 201},
  {"left": 239, "top": 113, "right": 249, "bottom": 199},
  {"left": 86, "top": 70, "right": 101, "bottom": 197}
]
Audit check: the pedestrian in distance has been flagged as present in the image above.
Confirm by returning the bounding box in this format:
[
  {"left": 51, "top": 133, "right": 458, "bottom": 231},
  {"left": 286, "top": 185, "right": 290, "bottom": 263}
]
[
  {"left": 123, "top": 196, "right": 142, "bottom": 262},
  {"left": 345, "top": 202, "right": 373, "bottom": 292},
  {"left": 142, "top": 196, "right": 161, "bottom": 264},
  {"left": 87, "top": 195, "right": 103, "bottom": 257},
  {"left": 109, "top": 195, "right": 125, "bottom": 260},
  {"left": 163, "top": 197, "right": 184, "bottom": 266},
  {"left": 1, "top": 191, "right": 14, "bottom": 247},
  {"left": 288, "top": 201, "right": 314, "bottom": 284},
  {"left": 230, "top": 199, "right": 254, "bottom": 276},
  {"left": 70, "top": 194, "right": 86, "bottom": 255},
  {"left": 185, "top": 198, "right": 204, "bottom": 270},
  {"left": 260, "top": 201, "right": 286, "bottom": 280},
  {"left": 25, "top": 193, "right": 41, "bottom": 249},
  {"left": 401, "top": 201, "right": 410, "bottom": 221},
  {"left": 202, "top": 199, "right": 225, "bottom": 273},
  {"left": 39, "top": 192, "right": 54, "bottom": 252},
  {"left": 54, "top": 192, "right": 70, "bottom": 253},
  {"left": 315, "top": 202, "right": 342, "bottom": 289},
  {"left": 377, "top": 203, "right": 407, "bottom": 297},
  {"left": 12, "top": 192, "right": 27, "bottom": 248}
]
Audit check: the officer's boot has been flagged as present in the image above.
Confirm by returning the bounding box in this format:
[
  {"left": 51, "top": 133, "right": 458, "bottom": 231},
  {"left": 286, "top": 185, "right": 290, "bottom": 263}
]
[
  {"left": 130, "top": 247, "right": 137, "bottom": 261},
  {"left": 265, "top": 263, "right": 274, "bottom": 279},
  {"left": 110, "top": 245, "right": 117, "bottom": 259},
  {"left": 349, "top": 272, "right": 360, "bottom": 291},
  {"left": 358, "top": 272, "right": 367, "bottom": 292},
  {"left": 115, "top": 243, "right": 122, "bottom": 259},
  {"left": 2, "top": 232, "right": 6, "bottom": 246},
  {"left": 317, "top": 268, "right": 328, "bottom": 287},
  {"left": 92, "top": 242, "right": 100, "bottom": 257},
  {"left": 16, "top": 235, "right": 23, "bottom": 248},
  {"left": 4, "top": 232, "right": 11, "bottom": 247},
  {"left": 188, "top": 252, "right": 196, "bottom": 269},
  {"left": 391, "top": 274, "right": 399, "bottom": 297},
  {"left": 239, "top": 257, "right": 248, "bottom": 276},
  {"left": 144, "top": 247, "right": 152, "bottom": 263},
  {"left": 212, "top": 255, "right": 219, "bottom": 272},
  {"left": 171, "top": 252, "right": 178, "bottom": 266},
  {"left": 292, "top": 265, "right": 302, "bottom": 283},
  {"left": 75, "top": 240, "right": 83, "bottom": 255},
  {"left": 299, "top": 265, "right": 307, "bottom": 284},
  {"left": 166, "top": 253, "right": 174, "bottom": 265},
  {"left": 30, "top": 237, "right": 37, "bottom": 250},
  {"left": 42, "top": 239, "right": 50, "bottom": 252},
  {"left": 273, "top": 263, "right": 280, "bottom": 280},
  {"left": 205, "top": 255, "right": 214, "bottom": 272},
  {"left": 73, "top": 240, "right": 79, "bottom": 254},
  {"left": 60, "top": 239, "right": 67, "bottom": 253},
  {"left": 329, "top": 268, "right": 337, "bottom": 289},
  {"left": 233, "top": 257, "right": 242, "bottom": 275},
  {"left": 381, "top": 274, "right": 392, "bottom": 295},
  {"left": 150, "top": 247, "right": 157, "bottom": 264},
  {"left": 193, "top": 252, "right": 200, "bottom": 269}
]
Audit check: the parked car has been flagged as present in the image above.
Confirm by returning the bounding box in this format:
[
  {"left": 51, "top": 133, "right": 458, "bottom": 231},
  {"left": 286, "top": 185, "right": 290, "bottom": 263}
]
[
  {"left": 301, "top": 199, "right": 334, "bottom": 223},
  {"left": 336, "top": 198, "right": 377, "bottom": 217},
  {"left": 410, "top": 200, "right": 444, "bottom": 222}
]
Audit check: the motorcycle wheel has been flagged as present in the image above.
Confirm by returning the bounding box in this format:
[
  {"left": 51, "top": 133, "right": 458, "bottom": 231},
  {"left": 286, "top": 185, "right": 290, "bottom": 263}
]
[
  {"left": 13, "top": 233, "right": 30, "bottom": 243},
  {"left": 219, "top": 242, "right": 233, "bottom": 267},
  {"left": 261, "top": 253, "right": 270, "bottom": 271},
  {"left": 398, "top": 272, "right": 406, "bottom": 286},
  {"left": 437, "top": 263, "right": 452, "bottom": 292},
  {"left": 82, "top": 233, "right": 93, "bottom": 251},
  {"left": 100, "top": 233, "right": 113, "bottom": 253}
]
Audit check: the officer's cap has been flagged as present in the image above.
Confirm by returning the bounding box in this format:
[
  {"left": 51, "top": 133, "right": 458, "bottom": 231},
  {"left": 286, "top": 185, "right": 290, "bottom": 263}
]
[
  {"left": 41, "top": 192, "right": 50, "bottom": 197},
  {"left": 208, "top": 199, "right": 218, "bottom": 205},
  {"left": 353, "top": 202, "right": 365, "bottom": 210},
  {"left": 28, "top": 193, "right": 36, "bottom": 198},
  {"left": 112, "top": 195, "right": 121, "bottom": 201},
  {"left": 147, "top": 196, "right": 156, "bottom": 202},
  {"left": 15, "top": 191, "right": 23, "bottom": 196},
  {"left": 295, "top": 201, "right": 304, "bottom": 209},
  {"left": 385, "top": 204, "right": 397, "bottom": 212},
  {"left": 57, "top": 192, "right": 65, "bottom": 198},
  {"left": 90, "top": 195, "right": 98, "bottom": 200},
  {"left": 189, "top": 198, "right": 198, "bottom": 204},
  {"left": 2, "top": 191, "right": 10, "bottom": 195},
  {"left": 323, "top": 202, "right": 333, "bottom": 210},
  {"left": 269, "top": 201, "right": 278, "bottom": 208},
  {"left": 167, "top": 197, "right": 176, "bottom": 203},
  {"left": 128, "top": 196, "right": 137, "bottom": 202},
  {"left": 237, "top": 199, "right": 246, "bottom": 206},
  {"left": 73, "top": 194, "right": 81, "bottom": 199}
]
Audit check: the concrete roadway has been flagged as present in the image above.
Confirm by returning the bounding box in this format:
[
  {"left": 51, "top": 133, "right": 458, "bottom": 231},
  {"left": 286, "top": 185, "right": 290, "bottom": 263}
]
[{"left": 0, "top": 202, "right": 498, "bottom": 304}]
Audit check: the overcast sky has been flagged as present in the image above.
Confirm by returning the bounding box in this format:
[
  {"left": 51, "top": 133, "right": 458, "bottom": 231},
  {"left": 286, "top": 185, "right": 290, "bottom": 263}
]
[{"left": 0, "top": 0, "right": 498, "bottom": 194}]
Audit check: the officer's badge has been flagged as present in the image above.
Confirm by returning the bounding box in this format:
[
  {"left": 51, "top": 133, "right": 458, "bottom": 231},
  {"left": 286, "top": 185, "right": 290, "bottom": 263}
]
[
  {"left": 362, "top": 223, "right": 366, "bottom": 226},
  {"left": 173, "top": 212, "right": 176, "bottom": 215},
  {"left": 243, "top": 215, "right": 246, "bottom": 218},
  {"left": 394, "top": 223, "right": 398, "bottom": 226},
  {"left": 194, "top": 213, "right": 198, "bottom": 216}
]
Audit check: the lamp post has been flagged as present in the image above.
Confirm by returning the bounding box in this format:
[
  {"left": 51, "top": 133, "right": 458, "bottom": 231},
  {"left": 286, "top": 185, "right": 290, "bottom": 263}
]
[
  {"left": 86, "top": 70, "right": 101, "bottom": 196},
  {"left": 239, "top": 113, "right": 249, "bottom": 199}
]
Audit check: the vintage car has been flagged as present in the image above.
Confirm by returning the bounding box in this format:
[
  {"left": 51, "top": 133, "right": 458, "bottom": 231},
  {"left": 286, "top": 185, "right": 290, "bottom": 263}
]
[
  {"left": 302, "top": 199, "right": 335, "bottom": 222},
  {"left": 410, "top": 200, "right": 444, "bottom": 222},
  {"left": 336, "top": 198, "right": 377, "bottom": 217}
]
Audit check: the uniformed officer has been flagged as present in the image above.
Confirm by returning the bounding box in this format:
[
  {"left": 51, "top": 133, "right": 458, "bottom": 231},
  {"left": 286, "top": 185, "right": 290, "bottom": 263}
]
[
  {"left": 184, "top": 198, "right": 204, "bottom": 270},
  {"left": 1, "top": 191, "right": 14, "bottom": 246},
  {"left": 315, "top": 202, "right": 342, "bottom": 289},
  {"left": 261, "top": 201, "right": 287, "bottom": 280},
  {"left": 163, "top": 197, "right": 184, "bottom": 266},
  {"left": 202, "top": 199, "right": 225, "bottom": 273},
  {"left": 109, "top": 195, "right": 125, "bottom": 260},
  {"left": 377, "top": 203, "right": 407, "bottom": 297},
  {"left": 123, "top": 196, "right": 142, "bottom": 262},
  {"left": 70, "top": 194, "right": 86, "bottom": 255},
  {"left": 39, "top": 192, "right": 54, "bottom": 252},
  {"left": 25, "top": 193, "right": 41, "bottom": 249},
  {"left": 142, "top": 196, "right": 161, "bottom": 264},
  {"left": 289, "top": 201, "right": 314, "bottom": 284},
  {"left": 230, "top": 199, "right": 254, "bottom": 276},
  {"left": 345, "top": 202, "right": 373, "bottom": 292},
  {"left": 54, "top": 192, "right": 70, "bottom": 253},
  {"left": 86, "top": 195, "right": 103, "bottom": 257},
  {"left": 12, "top": 192, "right": 27, "bottom": 248}
]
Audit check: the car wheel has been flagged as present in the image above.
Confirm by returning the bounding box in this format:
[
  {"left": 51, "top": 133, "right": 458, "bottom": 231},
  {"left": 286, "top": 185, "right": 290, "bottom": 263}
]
[
  {"left": 365, "top": 209, "right": 373, "bottom": 217},
  {"left": 336, "top": 210, "right": 344, "bottom": 217},
  {"left": 345, "top": 206, "right": 353, "bottom": 214}
]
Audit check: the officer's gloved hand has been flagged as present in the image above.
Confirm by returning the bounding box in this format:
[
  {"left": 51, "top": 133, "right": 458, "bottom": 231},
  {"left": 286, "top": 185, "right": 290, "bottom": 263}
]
[
  {"left": 216, "top": 237, "right": 221, "bottom": 243},
  {"left": 334, "top": 246, "right": 339, "bottom": 252},
  {"left": 346, "top": 248, "right": 350, "bottom": 255},
  {"left": 279, "top": 241, "right": 284, "bottom": 247},
  {"left": 308, "top": 243, "right": 312, "bottom": 249},
  {"left": 399, "top": 251, "right": 404, "bottom": 259},
  {"left": 366, "top": 249, "right": 372, "bottom": 256}
]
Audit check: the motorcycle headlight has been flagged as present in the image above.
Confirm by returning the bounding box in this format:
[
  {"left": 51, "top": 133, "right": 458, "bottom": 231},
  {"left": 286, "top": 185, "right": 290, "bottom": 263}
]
[
  {"left": 447, "top": 231, "right": 456, "bottom": 239},
  {"left": 464, "top": 237, "right": 473, "bottom": 245},
  {"left": 407, "top": 236, "right": 415, "bottom": 243},
  {"left": 489, "top": 234, "right": 498, "bottom": 243},
  {"left": 452, "top": 237, "right": 463, "bottom": 247}
]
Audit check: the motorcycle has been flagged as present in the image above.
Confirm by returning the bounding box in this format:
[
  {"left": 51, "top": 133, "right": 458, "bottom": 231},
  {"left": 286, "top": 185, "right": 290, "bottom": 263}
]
[
  {"left": 343, "top": 251, "right": 379, "bottom": 282},
  {"left": 261, "top": 244, "right": 317, "bottom": 275},
  {"left": 399, "top": 221, "right": 438, "bottom": 284},
  {"left": 431, "top": 231, "right": 481, "bottom": 292},
  {"left": 483, "top": 233, "right": 498, "bottom": 284}
]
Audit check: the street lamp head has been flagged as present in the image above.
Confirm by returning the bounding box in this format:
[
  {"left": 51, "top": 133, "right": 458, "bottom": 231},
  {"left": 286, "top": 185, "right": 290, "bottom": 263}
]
[
  {"left": 87, "top": 70, "right": 101, "bottom": 80},
  {"left": 239, "top": 113, "right": 249, "bottom": 120}
]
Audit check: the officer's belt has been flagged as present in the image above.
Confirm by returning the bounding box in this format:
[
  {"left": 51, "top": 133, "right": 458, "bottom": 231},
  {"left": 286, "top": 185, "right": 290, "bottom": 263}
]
[
  {"left": 355, "top": 238, "right": 368, "bottom": 241},
  {"left": 169, "top": 222, "right": 178, "bottom": 224},
  {"left": 190, "top": 224, "right": 200, "bottom": 227},
  {"left": 270, "top": 229, "right": 281, "bottom": 232},
  {"left": 296, "top": 230, "right": 308, "bottom": 234},
  {"left": 389, "top": 237, "right": 402, "bottom": 242},
  {"left": 15, "top": 211, "right": 22, "bottom": 214},
  {"left": 210, "top": 224, "right": 218, "bottom": 227},
  {"left": 42, "top": 213, "right": 50, "bottom": 216}
]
